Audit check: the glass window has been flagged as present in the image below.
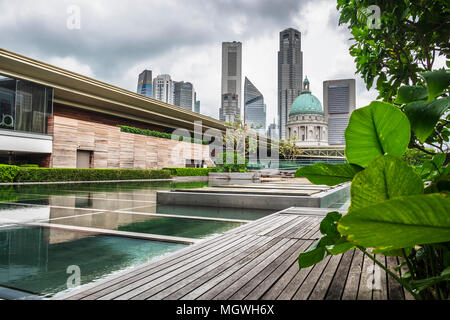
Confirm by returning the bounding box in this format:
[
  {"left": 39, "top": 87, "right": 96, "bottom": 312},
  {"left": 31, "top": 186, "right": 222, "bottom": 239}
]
[
  {"left": 0, "top": 75, "right": 53, "bottom": 134},
  {"left": 0, "top": 76, "right": 16, "bottom": 130}
]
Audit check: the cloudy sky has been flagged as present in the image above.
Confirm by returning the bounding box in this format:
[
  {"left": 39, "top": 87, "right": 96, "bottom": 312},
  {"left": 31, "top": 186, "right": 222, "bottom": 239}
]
[{"left": 0, "top": 0, "right": 380, "bottom": 124}]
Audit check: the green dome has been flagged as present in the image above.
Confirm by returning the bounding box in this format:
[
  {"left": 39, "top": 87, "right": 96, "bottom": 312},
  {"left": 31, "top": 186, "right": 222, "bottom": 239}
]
[{"left": 289, "top": 92, "right": 323, "bottom": 116}]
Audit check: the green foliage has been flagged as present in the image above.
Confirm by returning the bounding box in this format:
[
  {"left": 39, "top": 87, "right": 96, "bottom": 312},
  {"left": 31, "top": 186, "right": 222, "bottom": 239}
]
[
  {"left": 0, "top": 164, "right": 20, "bottom": 183},
  {"left": 297, "top": 67, "right": 450, "bottom": 299},
  {"left": 345, "top": 101, "right": 411, "bottom": 167},
  {"left": 336, "top": 0, "right": 449, "bottom": 102},
  {"left": 215, "top": 152, "right": 248, "bottom": 173},
  {"left": 338, "top": 194, "right": 450, "bottom": 250},
  {"left": 404, "top": 97, "right": 450, "bottom": 143},
  {"left": 163, "top": 167, "right": 216, "bottom": 177},
  {"left": 295, "top": 163, "right": 362, "bottom": 186},
  {"left": 298, "top": 212, "right": 354, "bottom": 268},
  {"left": 402, "top": 148, "right": 433, "bottom": 166},
  {"left": 0, "top": 166, "right": 171, "bottom": 182},
  {"left": 349, "top": 155, "right": 424, "bottom": 212},
  {"left": 119, "top": 125, "right": 209, "bottom": 145}
]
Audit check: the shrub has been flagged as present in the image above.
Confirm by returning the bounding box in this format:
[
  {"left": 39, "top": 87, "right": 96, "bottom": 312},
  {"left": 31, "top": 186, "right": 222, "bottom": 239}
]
[
  {"left": 215, "top": 152, "right": 248, "bottom": 173},
  {"left": 119, "top": 125, "right": 209, "bottom": 145},
  {"left": 4, "top": 167, "right": 171, "bottom": 183},
  {"left": 0, "top": 165, "right": 20, "bottom": 183},
  {"left": 163, "top": 167, "right": 216, "bottom": 176}
]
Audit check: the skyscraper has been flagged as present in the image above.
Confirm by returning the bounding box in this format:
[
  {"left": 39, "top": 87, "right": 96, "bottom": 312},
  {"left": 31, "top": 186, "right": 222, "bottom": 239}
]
[
  {"left": 267, "top": 119, "right": 278, "bottom": 139},
  {"left": 278, "top": 28, "right": 303, "bottom": 140},
  {"left": 323, "top": 79, "right": 356, "bottom": 145},
  {"left": 194, "top": 92, "right": 201, "bottom": 114},
  {"left": 137, "top": 70, "right": 153, "bottom": 98},
  {"left": 244, "top": 77, "right": 266, "bottom": 134},
  {"left": 153, "top": 74, "right": 174, "bottom": 104},
  {"left": 174, "top": 81, "right": 194, "bottom": 111},
  {"left": 220, "top": 41, "right": 242, "bottom": 123}
]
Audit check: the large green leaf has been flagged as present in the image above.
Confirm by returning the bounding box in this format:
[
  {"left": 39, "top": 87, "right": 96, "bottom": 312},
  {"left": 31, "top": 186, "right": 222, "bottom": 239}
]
[
  {"left": 298, "top": 241, "right": 326, "bottom": 268},
  {"left": 350, "top": 155, "right": 424, "bottom": 211},
  {"left": 420, "top": 70, "right": 450, "bottom": 101},
  {"left": 404, "top": 97, "right": 450, "bottom": 143},
  {"left": 345, "top": 101, "right": 411, "bottom": 167},
  {"left": 296, "top": 163, "right": 363, "bottom": 186},
  {"left": 394, "top": 85, "right": 428, "bottom": 104},
  {"left": 338, "top": 194, "right": 450, "bottom": 250}
]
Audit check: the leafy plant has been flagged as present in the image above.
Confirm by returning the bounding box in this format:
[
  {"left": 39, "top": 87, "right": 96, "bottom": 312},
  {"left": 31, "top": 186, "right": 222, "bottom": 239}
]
[
  {"left": 215, "top": 152, "right": 248, "bottom": 173},
  {"left": 296, "top": 69, "right": 449, "bottom": 300}
]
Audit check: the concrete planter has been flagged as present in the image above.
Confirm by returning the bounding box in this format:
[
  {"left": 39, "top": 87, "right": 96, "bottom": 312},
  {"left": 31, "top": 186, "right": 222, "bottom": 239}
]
[{"left": 208, "top": 172, "right": 257, "bottom": 180}]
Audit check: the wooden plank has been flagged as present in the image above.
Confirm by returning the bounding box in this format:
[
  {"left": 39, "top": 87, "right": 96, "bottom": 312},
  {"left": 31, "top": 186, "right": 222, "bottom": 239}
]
[
  {"left": 229, "top": 239, "right": 307, "bottom": 300},
  {"left": 139, "top": 235, "right": 271, "bottom": 300},
  {"left": 257, "top": 215, "right": 298, "bottom": 236},
  {"left": 357, "top": 251, "right": 374, "bottom": 300},
  {"left": 341, "top": 249, "right": 364, "bottom": 300},
  {"left": 325, "top": 250, "right": 355, "bottom": 300},
  {"left": 245, "top": 240, "right": 313, "bottom": 300},
  {"left": 162, "top": 236, "right": 276, "bottom": 300},
  {"left": 386, "top": 256, "right": 404, "bottom": 300},
  {"left": 308, "top": 254, "right": 343, "bottom": 300},
  {"left": 67, "top": 232, "right": 248, "bottom": 300},
  {"left": 267, "top": 216, "right": 309, "bottom": 238},
  {"left": 98, "top": 234, "right": 255, "bottom": 300},
  {"left": 372, "top": 255, "right": 388, "bottom": 300},
  {"left": 212, "top": 239, "right": 298, "bottom": 300},
  {"left": 192, "top": 238, "right": 292, "bottom": 300}
]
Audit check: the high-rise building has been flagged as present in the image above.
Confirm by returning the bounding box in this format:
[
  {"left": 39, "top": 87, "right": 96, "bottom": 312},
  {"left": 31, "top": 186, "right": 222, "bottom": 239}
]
[
  {"left": 244, "top": 77, "right": 266, "bottom": 135},
  {"left": 323, "top": 79, "right": 356, "bottom": 145},
  {"left": 153, "top": 74, "right": 174, "bottom": 104},
  {"left": 220, "top": 41, "right": 242, "bottom": 123},
  {"left": 174, "top": 81, "right": 194, "bottom": 111},
  {"left": 194, "top": 92, "right": 201, "bottom": 114},
  {"left": 137, "top": 70, "right": 153, "bottom": 98},
  {"left": 278, "top": 28, "right": 303, "bottom": 140},
  {"left": 220, "top": 93, "right": 239, "bottom": 123},
  {"left": 267, "top": 119, "right": 278, "bottom": 139}
]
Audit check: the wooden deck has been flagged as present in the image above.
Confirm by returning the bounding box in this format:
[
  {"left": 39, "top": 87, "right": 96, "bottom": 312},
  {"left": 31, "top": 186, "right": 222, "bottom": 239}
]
[{"left": 57, "top": 208, "right": 412, "bottom": 300}]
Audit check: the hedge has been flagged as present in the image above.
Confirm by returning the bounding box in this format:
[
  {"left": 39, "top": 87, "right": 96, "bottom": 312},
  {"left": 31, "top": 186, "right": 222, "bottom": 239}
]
[
  {"left": 119, "top": 125, "right": 210, "bottom": 145},
  {"left": 0, "top": 165, "right": 171, "bottom": 183},
  {"left": 163, "top": 167, "right": 216, "bottom": 176},
  {"left": 0, "top": 165, "right": 20, "bottom": 183}
]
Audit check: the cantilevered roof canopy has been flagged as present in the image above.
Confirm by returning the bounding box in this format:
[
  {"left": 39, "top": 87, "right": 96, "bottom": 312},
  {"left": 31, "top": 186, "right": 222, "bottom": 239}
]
[{"left": 0, "top": 48, "right": 228, "bottom": 134}]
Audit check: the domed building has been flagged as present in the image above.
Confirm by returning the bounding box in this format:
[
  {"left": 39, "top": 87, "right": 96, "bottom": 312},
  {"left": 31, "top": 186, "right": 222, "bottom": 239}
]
[{"left": 286, "top": 77, "right": 328, "bottom": 146}]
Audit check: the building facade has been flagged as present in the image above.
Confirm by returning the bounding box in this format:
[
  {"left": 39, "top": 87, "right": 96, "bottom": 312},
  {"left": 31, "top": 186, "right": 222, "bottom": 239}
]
[
  {"left": 244, "top": 77, "right": 266, "bottom": 135},
  {"left": 287, "top": 78, "right": 328, "bottom": 146},
  {"left": 323, "top": 79, "right": 356, "bottom": 145},
  {"left": 137, "top": 70, "right": 153, "bottom": 98},
  {"left": 174, "top": 81, "right": 194, "bottom": 111},
  {"left": 220, "top": 41, "right": 242, "bottom": 123},
  {"left": 267, "top": 119, "right": 278, "bottom": 139},
  {"left": 278, "top": 28, "right": 303, "bottom": 140},
  {"left": 153, "top": 74, "right": 174, "bottom": 105},
  {"left": 0, "top": 49, "right": 226, "bottom": 169},
  {"left": 194, "top": 92, "right": 201, "bottom": 114}
]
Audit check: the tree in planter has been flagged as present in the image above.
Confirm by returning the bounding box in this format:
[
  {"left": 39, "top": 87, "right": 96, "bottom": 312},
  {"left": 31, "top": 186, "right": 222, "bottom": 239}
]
[
  {"left": 296, "top": 70, "right": 449, "bottom": 300},
  {"left": 278, "top": 137, "right": 303, "bottom": 161},
  {"left": 215, "top": 152, "right": 248, "bottom": 173}
]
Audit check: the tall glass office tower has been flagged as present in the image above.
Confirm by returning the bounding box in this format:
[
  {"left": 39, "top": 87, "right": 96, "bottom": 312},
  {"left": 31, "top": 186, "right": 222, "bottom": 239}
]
[
  {"left": 278, "top": 28, "right": 303, "bottom": 140},
  {"left": 244, "top": 77, "right": 266, "bottom": 135},
  {"left": 323, "top": 79, "right": 356, "bottom": 145},
  {"left": 137, "top": 70, "right": 153, "bottom": 98},
  {"left": 220, "top": 41, "right": 242, "bottom": 123},
  {"left": 174, "top": 81, "right": 194, "bottom": 111}
]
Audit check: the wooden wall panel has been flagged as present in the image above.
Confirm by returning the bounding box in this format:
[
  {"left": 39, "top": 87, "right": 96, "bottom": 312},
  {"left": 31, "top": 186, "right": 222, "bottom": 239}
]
[{"left": 50, "top": 115, "right": 213, "bottom": 169}]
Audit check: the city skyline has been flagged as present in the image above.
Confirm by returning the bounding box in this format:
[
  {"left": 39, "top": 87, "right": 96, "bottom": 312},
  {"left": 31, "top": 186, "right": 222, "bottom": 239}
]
[{"left": 7, "top": 0, "right": 447, "bottom": 124}]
